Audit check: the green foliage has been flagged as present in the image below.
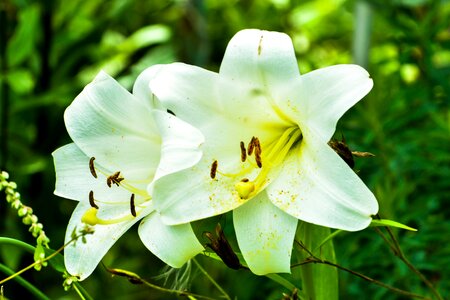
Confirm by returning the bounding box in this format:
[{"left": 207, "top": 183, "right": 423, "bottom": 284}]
[{"left": 1, "top": 0, "right": 448, "bottom": 299}]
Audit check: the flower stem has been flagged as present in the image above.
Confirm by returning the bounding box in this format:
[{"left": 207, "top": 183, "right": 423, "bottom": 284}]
[
  {"left": 374, "top": 226, "right": 443, "bottom": 300},
  {"left": 192, "top": 258, "right": 231, "bottom": 300},
  {"left": 0, "top": 263, "right": 49, "bottom": 300},
  {"left": 291, "top": 258, "right": 430, "bottom": 300},
  {"left": 0, "top": 237, "right": 36, "bottom": 254}
]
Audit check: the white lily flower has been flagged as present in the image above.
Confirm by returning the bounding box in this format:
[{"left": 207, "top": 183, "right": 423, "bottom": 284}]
[
  {"left": 52, "top": 70, "right": 204, "bottom": 280},
  {"left": 145, "top": 29, "right": 379, "bottom": 275}
]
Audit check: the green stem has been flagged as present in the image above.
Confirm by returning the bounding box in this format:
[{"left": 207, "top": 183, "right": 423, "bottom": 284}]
[
  {"left": 265, "top": 274, "right": 302, "bottom": 297},
  {"left": 0, "top": 237, "right": 36, "bottom": 254},
  {"left": 353, "top": 0, "right": 373, "bottom": 68},
  {"left": 0, "top": 236, "right": 94, "bottom": 300},
  {"left": 0, "top": 263, "right": 50, "bottom": 300},
  {"left": 375, "top": 227, "right": 443, "bottom": 300},
  {"left": 192, "top": 258, "right": 231, "bottom": 300},
  {"left": 291, "top": 258, "right": 430, "bottom": 300}
]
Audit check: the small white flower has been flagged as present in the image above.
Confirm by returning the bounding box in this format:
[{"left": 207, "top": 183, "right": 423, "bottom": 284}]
[
  {"left": 53, "top": 70, "right": 204, "bottom": 280},
  {"left": 145, "top": 29, "right": 379, "bottom": 275}
]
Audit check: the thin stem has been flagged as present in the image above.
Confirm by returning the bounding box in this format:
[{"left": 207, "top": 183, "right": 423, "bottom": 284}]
[
  {"left": 375, "top": 226, "right": 443, "bottom": 300},
  {"left": 192, "top": 258, "right": 231, "bottom": 300},
  {"left": 104, "top": 266, "right": 217, "bottom": 300},
  {"left": 0, "top": 247, "right": 63, "bottom": 285},
  {"left": 71, "top": 283, "right": 86, "bottom": 300},
  {"left": 0, "top": 233, "right": 87, "bottom": 285},
  {"left": 0, "top": 263, "right": 49, "bottom": 300},
  {"left": 291, "top": 258, "right": 430, "bottom": 300}
]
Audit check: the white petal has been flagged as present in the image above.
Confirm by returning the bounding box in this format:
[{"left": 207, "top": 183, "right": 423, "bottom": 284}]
[
  {"left": 233, "top": 193, "right": 297, "bottom": 275},
  {"left": 150, "top": 110, "right": 204, "bottom": 183},
  {"left": 150, "top": 64, "right": 289, "bottom": 225},
  {"left": 267, "top": 129, "right": 378, "bottom": 231},
  {"left": 132, "top": 65, "right": 163, "bottom": 107},
  {"left": 138, "top": 212, "right": 203, "bottom": 268},
  {"left": 220, "top": 29, "right": 300, "bottom": 90},
  {"left": 278, "top": 64, "right": 373, "bottom": 142},
  {"left": 64, "top": 71, "right": 161, "bottom": 180},
  {"left": 52, "top": 143, "right": 133, "bottom": 202},
  {"left": 64, "top": 201, "right": 152, "bottom": 280}
]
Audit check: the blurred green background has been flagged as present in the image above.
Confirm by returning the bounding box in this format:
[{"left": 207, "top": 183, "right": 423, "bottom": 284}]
[{"left": 0, "top": 0, "right": 449, "bottom": 299}]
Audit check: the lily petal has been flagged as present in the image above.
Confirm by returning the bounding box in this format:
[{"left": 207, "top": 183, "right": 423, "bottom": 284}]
[
  {"left": 52, "top": 143, "right": 135, "bottom": 202},
  {"left": 64, "top": 201, "right": 152, "bottom": 280},
  {"left": 150, "top": 110, "right": 204, "bottom": 183},
  {"left": 278, "top": 64, "right": 373, "bottom": 142},
  {"left": 267, "top": 128, "right": 378, "bottom": 231},
  {"left": 150, "top": 63, "right": 290, "bottom": 225},
  {"left": 138, "top": 212, "right": 204, "bottom": 268},
  {"left": 64, "top": 71, "right": 161, "bottom": 180},
  {"left": 220, "top": 29, "right": 300, "bottom": 91},
  {"left": 132, "top": 64, "right": 163, "bottom": 107},
  {"left": 233, "top": 193, "right": 297, "bottom": 275}
]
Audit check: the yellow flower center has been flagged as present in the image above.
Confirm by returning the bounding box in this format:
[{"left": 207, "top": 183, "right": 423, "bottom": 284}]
[{"left": 211, "top": 126, "right": 302, "bottom": 200}]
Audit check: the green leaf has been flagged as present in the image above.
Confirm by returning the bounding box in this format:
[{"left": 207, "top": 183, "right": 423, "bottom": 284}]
[
  {"left": 5, "top": 69, "right": 35, "bottom": 94},
  {"left": 6, "top": 5, "right": 40, "bottom": 67},
  {"left": 117, "top": 24, "right": 171, "bottom": 53},
  {"left": 370, "top": 219, "right": 418, "bottom": 231},
  {"left": 295, "top": 223, "right": 338, "bottom": 300}
]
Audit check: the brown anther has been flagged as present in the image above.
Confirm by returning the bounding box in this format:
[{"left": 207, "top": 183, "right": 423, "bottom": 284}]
[
  {"left": 352, "top": 151, "right": 375, "bottom": 157},
  {"left": 107, "top": 171, "right": 124, "bottom": 187},
  {"left": 241, "top": 178, "right": 249, "bottom": 182},
  {"left": 254, "top": 138, "right": 262, "bottom": 168},
  {"left": 247, "top": 136, "right": 256, "bottom": 155},
  {"left": 89, "top": 157, "right": 97, "bottom": 178},
  {"left": 89, "top": 191, "right": 98, "bottom": 209},
  {"left": 240, "top": 141, "right": 247, "bottom": 162},
  {"left": 210, "top": 160, "right": 218, "bottom": 179},
  {"left": 130, "top": 194, "right": 136, "bottom": 217}
]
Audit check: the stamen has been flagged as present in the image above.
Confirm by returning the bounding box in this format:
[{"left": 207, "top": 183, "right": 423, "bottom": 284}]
[
  {"left": 107, "top": 171, "right": 124, "bottom": 188},
  {"left": 240, "top": 141, "right": 247, "bottom": 162},
  {"left": 254, "top": 137, "right": 262, "bottom": 168},
  {"left": 247, "top": 137, "right": 256, "bottom": 155},
  {"left": 89, "top": 157, "right": 97, "bottom": 178},
  {"left": 210, "top": 160, "right": 218, "bottom": 179},
  {"left": 130, "top": 194, "right": 136, "bottom": 217},
  {"left": 89, "top": 190, "right": 99, "bottom": 209}
]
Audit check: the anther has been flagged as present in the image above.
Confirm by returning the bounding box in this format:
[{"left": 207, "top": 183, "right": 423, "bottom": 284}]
[
  {"left": 254, "top": 138, "right": 262, "bottom": 168},
  {"left": 130, "top": 194, "right": 136, "bottom": 217},
  {"left": 89, "top": 190, "right": 99, "bottom": 209},
  {"left": 210, "top": 160, "right": 218, "bottom": 179},
  {"left": 107, "top": 171, "right": 124, "bottom": 188},
  {"left": 247, "top": 137, "right": 256, "bottom": 155},
  {"left": 89, "top": 157, "right": 97, "bottom": 178},
  {"left": 240, "top": 141, "right": 247, "bottom": 162}
]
